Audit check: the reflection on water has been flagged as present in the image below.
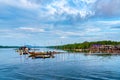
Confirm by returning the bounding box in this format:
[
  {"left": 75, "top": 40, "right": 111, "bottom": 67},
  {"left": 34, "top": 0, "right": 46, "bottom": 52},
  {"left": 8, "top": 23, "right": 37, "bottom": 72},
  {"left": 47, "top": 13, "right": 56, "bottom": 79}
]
[{"left": 0, "top": 48, "right": 120, "bottom": 80}]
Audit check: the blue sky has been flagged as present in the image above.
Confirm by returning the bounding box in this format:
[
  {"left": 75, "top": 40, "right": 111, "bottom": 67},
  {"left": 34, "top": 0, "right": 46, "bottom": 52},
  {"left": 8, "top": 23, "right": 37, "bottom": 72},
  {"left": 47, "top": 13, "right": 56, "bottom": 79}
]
[{"left": 0, "top": 0, "right": 120, "bottom": 46}]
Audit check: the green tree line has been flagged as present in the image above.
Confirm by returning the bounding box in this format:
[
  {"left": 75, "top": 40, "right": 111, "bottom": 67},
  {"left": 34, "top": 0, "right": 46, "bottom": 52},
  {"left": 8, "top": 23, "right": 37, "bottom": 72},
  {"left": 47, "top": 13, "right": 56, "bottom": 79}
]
[{"left": 50, "top": 40, "right": 120, "bottom": 50}]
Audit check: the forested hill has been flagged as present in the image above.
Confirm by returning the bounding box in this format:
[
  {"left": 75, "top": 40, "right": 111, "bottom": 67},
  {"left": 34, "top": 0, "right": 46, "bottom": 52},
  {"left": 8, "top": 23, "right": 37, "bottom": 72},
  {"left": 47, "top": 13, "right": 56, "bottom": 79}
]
[
  {"left": 51, "top": 41, "right": 120, "bottom": 49},
  {"left": 0, "top": 45, "right": 44, "bottom": 48}
]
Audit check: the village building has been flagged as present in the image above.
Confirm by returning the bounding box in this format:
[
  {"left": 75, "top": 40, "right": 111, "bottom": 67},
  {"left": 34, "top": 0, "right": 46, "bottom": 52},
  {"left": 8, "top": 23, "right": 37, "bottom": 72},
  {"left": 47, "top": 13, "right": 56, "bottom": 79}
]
[{"left": 89, "top": 44, "right": 120, "bottom": 54}]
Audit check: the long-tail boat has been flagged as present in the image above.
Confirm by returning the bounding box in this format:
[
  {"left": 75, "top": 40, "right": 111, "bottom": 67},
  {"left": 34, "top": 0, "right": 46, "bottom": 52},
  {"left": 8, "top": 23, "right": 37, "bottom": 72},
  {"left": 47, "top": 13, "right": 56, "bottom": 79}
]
[
  {"left": 28, "top": 51, "right": 54, "bottom": 59},
  {"left": 29, "top": 52, "right": 49, "bottom": 55},
  {"left": 29, "top": 54, "right": 54, "bottom": 59}
]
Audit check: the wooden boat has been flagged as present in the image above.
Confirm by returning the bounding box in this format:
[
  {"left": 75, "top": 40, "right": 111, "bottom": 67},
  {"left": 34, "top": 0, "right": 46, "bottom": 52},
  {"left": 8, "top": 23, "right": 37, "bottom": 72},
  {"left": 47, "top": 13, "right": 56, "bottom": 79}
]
[
  {"left": 28, "top": 51, "right": 55, "bottom": 59},
  {"left": 29, "top": 52, "right": 49, "bottom": 55},
  {"left": 29, "top": 54, "right": 54, "bottom": 59},
  {"left": 16, "top": 47, "right": 55, "bottom": 59}
]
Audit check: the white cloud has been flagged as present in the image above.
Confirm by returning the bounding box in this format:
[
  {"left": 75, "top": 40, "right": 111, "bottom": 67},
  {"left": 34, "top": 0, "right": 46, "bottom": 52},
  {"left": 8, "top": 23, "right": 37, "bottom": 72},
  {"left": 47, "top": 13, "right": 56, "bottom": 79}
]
[
  {"left": 0, "top": 29, "right": 10, "bottom": 32},
  {"left": 79, "top": 9, "right": 95, "bottom": 18},
  {"left": 95, "top": 0, "right": 120, "bottom": 16},
  {"left": 98, "top": 20, "right": 120, "bottom": 25},
  {"left": 0, "top": 0, "right": 96, "bottom": 22},
  {"left": 19, "top": 0, "right": 39, "bottom": 9},
  {"left": 18, "top": 27, "right": 45, "bottom": 32},
  {"left": 40, "top": 0, "right": 95, "bottom": 20},
  {"left": 59, "top": 36, "right": 68, "bottom": 39},
  {"left": 85, "top": 27, "right": 101, "bottom": 32},
  {"left": 0, "top": 0, "right": 40, "bottom": 9},
  {"left": 53, "top": 30, "right": 86, "bottom": 38},
  {"left": 1, "top": 0, "right": 120, "bottom": 45},
  {"left": 0, "top": 29, "right": 31, "bottom": 38},
  {"left": 81, "top": 0, "right": 97, "bottom": 4},
  {"left": 0, "top": 33, "right": 29, "bottom": 38}
]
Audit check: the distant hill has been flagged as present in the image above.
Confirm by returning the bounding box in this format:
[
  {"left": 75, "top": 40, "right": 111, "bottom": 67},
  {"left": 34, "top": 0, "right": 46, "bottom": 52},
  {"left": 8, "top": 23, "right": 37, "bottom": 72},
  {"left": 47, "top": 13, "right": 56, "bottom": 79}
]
[
  {"left": 0, "top": 45, "right": 45, "bottom": 48},
  {"left": 0, "top": 46, "right": 20, "bottom": 48}
]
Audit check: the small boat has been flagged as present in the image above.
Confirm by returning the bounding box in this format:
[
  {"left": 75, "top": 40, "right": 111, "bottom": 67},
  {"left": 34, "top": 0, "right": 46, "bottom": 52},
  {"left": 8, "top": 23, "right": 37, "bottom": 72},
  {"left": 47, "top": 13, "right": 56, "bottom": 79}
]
[
  {"left": 29, "top": 54, "right": 54, "bottom": 59},
  {"left": 29, "top": 52, "right": 49, "bottom": 55},
  {"left": 28, "top": 51, "right": 55, "bottom": 59}
]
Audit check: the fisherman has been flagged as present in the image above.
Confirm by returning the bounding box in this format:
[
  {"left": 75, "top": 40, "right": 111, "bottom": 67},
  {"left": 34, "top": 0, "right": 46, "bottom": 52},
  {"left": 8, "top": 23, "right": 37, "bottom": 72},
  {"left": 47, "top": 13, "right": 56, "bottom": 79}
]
[
  {"left": 49, "top": 51, "right": 53, "bottom": 56},
  {"left": 25, "top": 47, "right": 29, "bottom": 54},
  {"left": 19, "top": 46, "right": 30, "bottom": 54},
  {"left": 19, "top": 47, "right": 23, "bottom": 55}
]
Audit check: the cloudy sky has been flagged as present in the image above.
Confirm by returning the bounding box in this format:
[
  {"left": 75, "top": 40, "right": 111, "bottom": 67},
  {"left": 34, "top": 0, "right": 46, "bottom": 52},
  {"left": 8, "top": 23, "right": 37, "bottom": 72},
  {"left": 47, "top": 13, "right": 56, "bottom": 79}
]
[{"left": 0, "top": 0, "right": 120, "bottom": 46}]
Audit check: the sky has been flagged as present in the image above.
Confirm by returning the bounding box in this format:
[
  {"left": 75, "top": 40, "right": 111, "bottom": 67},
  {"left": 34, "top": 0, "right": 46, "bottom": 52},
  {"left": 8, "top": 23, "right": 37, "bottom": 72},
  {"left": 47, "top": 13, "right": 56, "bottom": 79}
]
[{"left": 0, "top": 0, "right": 120, "bottom": 46}]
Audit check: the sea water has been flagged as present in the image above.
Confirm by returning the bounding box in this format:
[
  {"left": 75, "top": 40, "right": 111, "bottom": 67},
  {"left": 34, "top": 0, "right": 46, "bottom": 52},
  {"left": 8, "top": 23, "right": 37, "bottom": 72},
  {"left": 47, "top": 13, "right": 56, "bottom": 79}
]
[{"left": 0, "top": 48, "right": 120, "bottom": 80}]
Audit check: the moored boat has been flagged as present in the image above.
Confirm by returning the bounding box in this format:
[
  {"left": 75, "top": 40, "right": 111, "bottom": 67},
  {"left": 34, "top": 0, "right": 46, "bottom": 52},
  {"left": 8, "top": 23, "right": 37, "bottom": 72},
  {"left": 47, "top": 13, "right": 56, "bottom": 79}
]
[
  {"left": 29, "top": 54, "right": 54, "bottom": 59},
  {"left": 29, "top": 52, "right": 49, "bottom": 55},
  {"left": 28, "top": 51, "right": 55, "bottom": 59}
]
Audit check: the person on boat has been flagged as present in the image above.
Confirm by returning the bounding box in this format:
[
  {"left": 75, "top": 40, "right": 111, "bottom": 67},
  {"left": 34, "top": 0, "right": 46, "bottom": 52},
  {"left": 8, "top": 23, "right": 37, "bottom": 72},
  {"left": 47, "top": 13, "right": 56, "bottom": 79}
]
[
  {"left": 24, "top": 47, "right": 29, "bottom": 54},
  {"left": 49, "top": 51, "right": 53, "bottom": 56},
  {"left": 19, "top": 47, "right": 23, "bottom": 55},
  {"left": 19, "top": 46, "right": 30, "bottom": 54}
]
